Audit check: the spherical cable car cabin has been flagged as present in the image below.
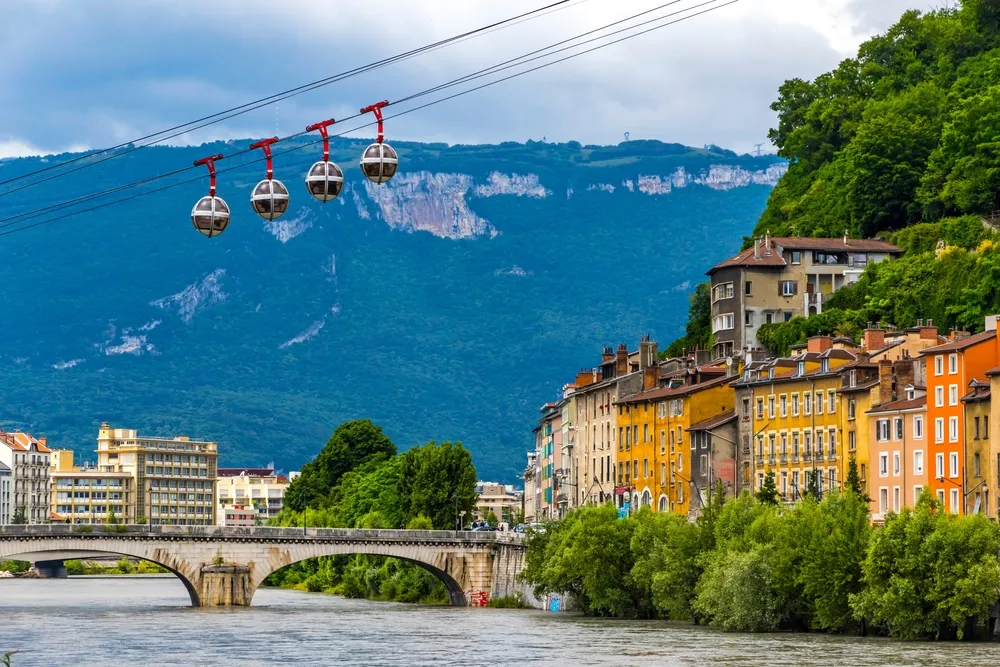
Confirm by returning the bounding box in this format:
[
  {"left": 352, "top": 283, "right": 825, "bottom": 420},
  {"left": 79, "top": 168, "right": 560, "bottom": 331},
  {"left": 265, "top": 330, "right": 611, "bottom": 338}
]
[
  {"left": 359, "top": 101, "right": 398, "bottom": 185},
  {"left": 304, "top": 119, "right": 344, "bottom": 202},
  {"left": 191, "top": 154, "right": 230, "bottom": 238},
  {"left": 249, "top": 137, "right": 289, "bottom": 220}
]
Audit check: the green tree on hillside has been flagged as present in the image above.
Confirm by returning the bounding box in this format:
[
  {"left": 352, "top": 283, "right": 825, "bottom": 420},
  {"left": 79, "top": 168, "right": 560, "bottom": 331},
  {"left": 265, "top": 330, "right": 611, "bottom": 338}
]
[
  {"left": 285, "top": 420, "right": 397, "bottom": 511},
  {"left": 664, "top": 282, "right": 711, "bottom": 357}
]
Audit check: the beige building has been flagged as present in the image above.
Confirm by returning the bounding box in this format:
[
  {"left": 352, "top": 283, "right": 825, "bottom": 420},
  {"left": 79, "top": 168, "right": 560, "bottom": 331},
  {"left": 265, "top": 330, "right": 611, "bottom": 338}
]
[
  {"left": 51, "top": 449, "right": 135, "bottom": 524},
  {"left": 708, "top": 235, "right": 902, "bottom": 359},
  {"left": 0, "top": 431, "right": 52, "bottom": 524},
  {"left": 523, "top": 451, "right": 538, "bottom": 523},
  {"left": 216, "top": 467, "right": 288, "bottom": 525},
  {"left": 96, "top": 422, "right": 218, "bottom": 526},
  {"left": 474, "top": 481, "right": 522, "bottom": 524}
]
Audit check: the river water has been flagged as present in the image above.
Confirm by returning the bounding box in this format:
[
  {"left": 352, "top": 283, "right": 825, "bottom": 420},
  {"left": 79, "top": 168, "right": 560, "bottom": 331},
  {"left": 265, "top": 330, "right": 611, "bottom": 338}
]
[{"left": 2, "top": 576, "right": 999, "bottom": 666}]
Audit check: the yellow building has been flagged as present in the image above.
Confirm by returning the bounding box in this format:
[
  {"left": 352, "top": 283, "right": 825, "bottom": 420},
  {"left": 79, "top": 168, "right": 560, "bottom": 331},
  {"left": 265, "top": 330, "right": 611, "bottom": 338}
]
[
  {"left": 963, "top": 380, "right": 991, "bottom": 515},
  {"left": 51, "top": 449, "right": 135, "bottom": 524},
  {"left": 736, "top": 337, "right": 857, "bottom": 500},
  {"left": 97, "top": 422, "right": 218, "bottom": 526},
  {"left": 616, "top": 366, "right": 733, "bottom": 516}
]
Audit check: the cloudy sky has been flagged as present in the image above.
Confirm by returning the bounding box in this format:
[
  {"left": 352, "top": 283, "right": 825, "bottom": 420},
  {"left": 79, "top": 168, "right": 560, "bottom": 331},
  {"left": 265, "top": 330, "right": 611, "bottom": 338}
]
[{"left": 1, "top": 0, "right": 926, "bottom": 157}]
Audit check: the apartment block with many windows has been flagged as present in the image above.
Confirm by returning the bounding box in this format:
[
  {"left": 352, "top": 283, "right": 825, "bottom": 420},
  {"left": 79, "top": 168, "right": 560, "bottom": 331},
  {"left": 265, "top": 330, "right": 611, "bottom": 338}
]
[{"left": 0, "top": 431, "right": 52, "bottom": 524}]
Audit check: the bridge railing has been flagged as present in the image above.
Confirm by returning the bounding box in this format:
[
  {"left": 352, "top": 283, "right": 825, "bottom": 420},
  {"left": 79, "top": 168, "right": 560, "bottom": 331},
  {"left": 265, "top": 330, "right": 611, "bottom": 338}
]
[{"left": 0, "top": 524, "right": 524, "bottom": 544}]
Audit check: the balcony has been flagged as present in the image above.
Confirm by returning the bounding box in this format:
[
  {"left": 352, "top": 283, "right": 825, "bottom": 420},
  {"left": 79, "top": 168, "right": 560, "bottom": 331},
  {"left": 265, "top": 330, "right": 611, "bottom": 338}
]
[
  {"left": 755, "top": 455, "right": 764, "bottom": 465},
  {"left": 779, "top": 454, "right": 788, "bottom": 464},
  {"left": 803, "top": 450, "right": 812, "bottom": 462},
  {"left": 828, "top": 452, "right": 838, "bottom": 462},
  {"left": 767, "top": 456, "right": 776, "bottom": 465},
  {"left": 792, "top": 453, "right": 799, "bottom": 463}
]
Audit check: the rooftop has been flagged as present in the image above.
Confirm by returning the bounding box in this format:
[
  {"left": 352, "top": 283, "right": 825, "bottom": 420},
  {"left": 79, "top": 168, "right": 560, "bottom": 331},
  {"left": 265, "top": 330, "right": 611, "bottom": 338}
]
[
  {"left": 919, "top": 330, "right": 996, "bottom": 355},
  {"left": 687, "top": 410, "right": 737, "bottom": 432},
  {"left": 867, "top": 396, "right": 927, "bottom": 414}
]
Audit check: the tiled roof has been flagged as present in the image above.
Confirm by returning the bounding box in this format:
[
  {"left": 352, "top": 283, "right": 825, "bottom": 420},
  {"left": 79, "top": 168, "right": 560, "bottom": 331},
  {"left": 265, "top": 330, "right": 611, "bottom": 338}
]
[
  {"left": 919, "top": 330, "right": 996, "bottom": 354},
  {"left": 708, "top": 246, "right": 786, "bottom": 274},
  {"left": 986, "top": 365, "right": 1000, "bottom": 376},
  {"left": 687, "top": 410, "right": 737, "bottom": 432},
  {"left": 770, "top": 236, "right": 902, "bottom": 253},
  {"left": 839, "top": 379, "right": 880, "bottom": 394},
  {"left": 868, "top": 396, "right": 927, "bottom": 413},
  {"left": 0, "top": 431, "right": 50, "bottom": 453},
  {"left": 617, "top": 374, "right": 732, "bottom": 405},
  {"left": 962, "top": 383, "right": 991, "bottom": 403}
]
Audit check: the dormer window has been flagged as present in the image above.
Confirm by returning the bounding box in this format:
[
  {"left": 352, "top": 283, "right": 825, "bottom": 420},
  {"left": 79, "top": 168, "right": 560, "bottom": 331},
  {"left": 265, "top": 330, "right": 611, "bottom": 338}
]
[
  {"left": 797, "top": 361, "right": 805, "bottom": 376},
  {"left": 822, "top": 359, "right": 829, "bottom": 373},
  {"left": 907, "top": 389, "right": 915, "bottom": 400},
  {"left": 849, "top": 369, "right": 857, "bottom": 387}
]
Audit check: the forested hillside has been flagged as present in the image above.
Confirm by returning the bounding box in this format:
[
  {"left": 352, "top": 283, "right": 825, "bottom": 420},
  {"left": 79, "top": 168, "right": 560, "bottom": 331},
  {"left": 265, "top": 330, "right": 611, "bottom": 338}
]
[
  {"left": 758, "top": 0, "right": 1000, "bottom": 240},
  {"left": 668, "top": 1, "right": 1000, "bottom": 356}
]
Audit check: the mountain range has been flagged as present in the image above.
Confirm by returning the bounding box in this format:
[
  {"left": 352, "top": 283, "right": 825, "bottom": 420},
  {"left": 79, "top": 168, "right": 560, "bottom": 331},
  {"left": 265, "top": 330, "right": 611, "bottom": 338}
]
[{"left": 0, "top": 137, "right": 783, "bottom": 480}]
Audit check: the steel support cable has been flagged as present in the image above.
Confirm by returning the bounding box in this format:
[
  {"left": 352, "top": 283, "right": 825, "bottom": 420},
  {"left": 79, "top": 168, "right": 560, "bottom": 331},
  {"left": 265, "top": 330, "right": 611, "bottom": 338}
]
[
  {"left": 0, "top": 0, "right": 716, "bottom": 229},
  {"left": 0, "top": 0, "right": 574, "bottom": 194},
  {"left": 0, "top": 0, "right": 739, "bottom": 239}
]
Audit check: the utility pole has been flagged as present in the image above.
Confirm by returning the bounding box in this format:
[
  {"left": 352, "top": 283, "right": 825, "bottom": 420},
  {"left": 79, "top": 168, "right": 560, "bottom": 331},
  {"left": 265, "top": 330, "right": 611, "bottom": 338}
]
[{"left": 753, "top": 143, "right": 765, "bottom": 157}]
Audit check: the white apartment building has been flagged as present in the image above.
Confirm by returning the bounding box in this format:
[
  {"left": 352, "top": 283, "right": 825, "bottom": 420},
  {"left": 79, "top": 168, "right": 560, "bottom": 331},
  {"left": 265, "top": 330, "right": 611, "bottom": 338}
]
[
  {"left": 0, "top": 431, "right": 52, "bottom": 524},
  {"left": 0, "top": 462, "right": 11, "bottom": 524},
  {"left": 216, "top": 467, "right": 288, "bottom": 525}
]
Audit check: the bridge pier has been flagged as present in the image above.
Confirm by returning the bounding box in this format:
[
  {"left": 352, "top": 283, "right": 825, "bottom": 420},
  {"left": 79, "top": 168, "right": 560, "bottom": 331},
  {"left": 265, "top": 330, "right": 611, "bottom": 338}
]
[
  {"left": 33, "top": 559, "right": 68, "bottom": 578},
  {"left": 197, "top": 564, "right": 253, "bottom": 607}
]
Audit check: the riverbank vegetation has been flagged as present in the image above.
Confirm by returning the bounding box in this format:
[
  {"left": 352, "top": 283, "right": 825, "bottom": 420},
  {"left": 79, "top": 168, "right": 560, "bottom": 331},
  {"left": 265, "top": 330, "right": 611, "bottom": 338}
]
[
  {"left": 265, "top": 420, "right": 478, "bottom": 604},
  {"left": 523, "top": 484, "right": 1000, "bottom": 640}
]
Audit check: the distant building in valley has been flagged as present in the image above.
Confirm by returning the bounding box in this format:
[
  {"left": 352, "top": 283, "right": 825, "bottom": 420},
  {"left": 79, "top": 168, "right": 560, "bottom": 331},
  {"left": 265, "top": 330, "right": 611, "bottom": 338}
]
[
  {"left": 216, "top": 467, "right": 288, "bottom": 525},
  {"left": 473, "top": 481, "right": 522, "bottom": 524}
]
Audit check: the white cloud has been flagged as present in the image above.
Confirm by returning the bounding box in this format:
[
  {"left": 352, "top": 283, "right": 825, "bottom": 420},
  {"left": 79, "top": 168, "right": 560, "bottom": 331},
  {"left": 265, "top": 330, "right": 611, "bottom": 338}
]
[{"left": 0, "top": 0, "right": 927, "bottom": 156}]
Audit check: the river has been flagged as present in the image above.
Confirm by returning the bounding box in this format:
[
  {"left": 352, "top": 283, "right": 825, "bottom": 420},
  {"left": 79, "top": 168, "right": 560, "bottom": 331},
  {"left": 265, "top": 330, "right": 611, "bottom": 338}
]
[{"left": 1, "top": 576, "right": 999, "bottom": 666}]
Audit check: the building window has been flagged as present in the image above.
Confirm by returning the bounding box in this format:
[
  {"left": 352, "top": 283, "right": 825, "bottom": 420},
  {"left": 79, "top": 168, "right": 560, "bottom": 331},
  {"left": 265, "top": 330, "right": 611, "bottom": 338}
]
[
  {"left": 893, "top": 487, "right": 900, "bottom": 513},
  {"left": 792, "top": 394, "right": 799, "bottom": 416},
  {"left": 893, "top": 452, "right": 900, "bottom": 476},
  {"left": 949, "top": 452, "right": 959, "bottom": 478},
  {"left": 877, "top": 419, "right": 890, "bottom": 441},
  {"left": 791, "top": 250, "right": 801, "bottom": 264},
  {"left": 935, "top": 453, "right": 944, "bottom": 478},
  {"left": 804, "top": 392, "right": 812, "bottom": 415},
  {"left": 848, "top": 399, "right": 856, "bottom": 420},
  {"left": 934, "top": 355, "right": 944, "bottom": 376},
  {"left": 745, "top": 311, "right": 754, "bottom": 327},
  {"left": 756, "top": 397, "right": 764, "bottom": 420},
  {"left": 950, "top": 489, "right": 959, "bottom": 514},
  {"left": 913, "top": 415, "right": 923, "bottom": 439},
  {"left": 848, "top": 431, "right": 856, "bottom": 452},
  {"left": 935, "top": 418, "right": 944, "bottom": 443},
  {"left": 935, "top": 387, "right": 944, "bottom": 407},
  {"left": 879, "top": 488, "right": 888, "bottom": 515},
  {"left": 779, "top": 281, "right": 798, "bottom": 297},
  {"left": 768, "top": 396, "right": 776, "bottom": 419},
  {"left": 678, "top": 453, "right": 684, "bottom": 471},
  {"left": 828, "top": 391, "right": 836, "bottom": 414},
  {"left": 948, "top": 353, "right": 958, "bottom": 374},
  {"left": 894, "top": 418, "right": 903, "bottom": 441},
  {"left": 779, "top": 395, "right": 787, "bottom": 418},
  {"left": 914, "top": 450, "right": 924, "bottom": 475},
  {"left": 949, "top": 417, "right": 959, "bottom": 443},
  {"left": 879, "top": 453, "right": 889, "bottom": 476},
  {"left": 700, "top": 454, "right": 708, "bottom": 473},
  {"left": 660, "top": 431, "right": 666, "bottom": 455},
  {"left": 661, "top": 462, "right": 666, "bottom": 485},
  {"left": 816, "top": 394, "right": 824, "bottom": 415},
  {"left": 914, "top": 485, "right": 923, "bottom": 505},
  {"left": 712, "top": 314, "right": 735, "bottom": 332},
  {"left": 975, "top": 416, "right": 981, "bottom": 440},
  {"left": 745, "top": 280, "right": 753, "bottom": 296},
  {"left": 948, "top": 384, "right": 958, "bottom": 406},
  {"left": 975, "top": 452, "right": 981, "bottom": 477}
]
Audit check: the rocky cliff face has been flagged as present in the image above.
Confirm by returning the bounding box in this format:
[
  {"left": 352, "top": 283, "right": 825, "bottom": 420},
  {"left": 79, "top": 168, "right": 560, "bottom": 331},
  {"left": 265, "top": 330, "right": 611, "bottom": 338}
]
[{"left": 0, "top": 138, "right": 783, "bottom": 480}]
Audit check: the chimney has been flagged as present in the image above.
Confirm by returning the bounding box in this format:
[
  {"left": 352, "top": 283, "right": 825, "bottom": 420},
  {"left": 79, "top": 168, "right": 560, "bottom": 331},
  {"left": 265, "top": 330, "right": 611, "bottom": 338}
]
[
  {"left": 601, "top": 346, "right": 614, "bottom": 364},
  {"left": 843, "top": 231, "right": 849, "bottom": 246},
  {"left": 695, "top": 349, "right": 711, "bottom": 366},
  {"left": 576, "top": 369, "right": 595, "bottom": 388},
  {"left": 919, "top": 320, "right": 938, "bottom": 340},
  {"left": 615, "top": 344, "right": 629, "bottom": 377},
  {"left": 754, "top": 237, "right": 761, "bottom": 260},
  {"left": 863, "top": 326, "right": 885, "bottom": 353},
  {"left": 643, "top": 366, "right": 658, "bottom": 391},
  {"left": 639, "top": 334, "right": 659, "bottom": 370},
  {"left": 806, "top": 335, "right": 834, "bottom": 354},
  {"left": 765, "top": 230, "right": 770, "bottom": 249},
  {"left": 894, "top": 358, "right": 915, "bottom": 394},
  {"left": 38, "top": 436, "right": 47, "bottom": 448},
  {"left": 877, "top": 359, "right": 894, "bottom": 405}
]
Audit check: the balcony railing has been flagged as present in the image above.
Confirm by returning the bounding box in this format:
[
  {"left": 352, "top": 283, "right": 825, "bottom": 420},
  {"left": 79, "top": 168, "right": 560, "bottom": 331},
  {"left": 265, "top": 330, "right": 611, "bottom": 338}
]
[
  {"left": 755, "top": 455, "right": 764, "bottom": 465},
  {"left": 792, "top": 453, "right": 799, "bottom": 463},
  {"left": 803, "top": 450, "right": 812, "bottom": 461},
  {"left": 779, "top": 454, "right": 788, "bottom": 464},
  {"left": 767, "top": 456, "right": 776, "bottom": 465}
]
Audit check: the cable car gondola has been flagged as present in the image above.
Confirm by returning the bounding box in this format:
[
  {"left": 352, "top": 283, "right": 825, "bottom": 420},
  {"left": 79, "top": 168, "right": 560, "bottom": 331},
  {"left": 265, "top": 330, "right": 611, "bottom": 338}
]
[
  {"left": 249, "top": 137, "right": 289, "bottom": 220},
  {"left": 190, "top": 154, "right": 230, "bottom": 238},
  {"left": 304, "top": 118, "right": 344, "bottom": 202},
  {"left": 359, "top": 101, "right": 397, "bottom": 184}
]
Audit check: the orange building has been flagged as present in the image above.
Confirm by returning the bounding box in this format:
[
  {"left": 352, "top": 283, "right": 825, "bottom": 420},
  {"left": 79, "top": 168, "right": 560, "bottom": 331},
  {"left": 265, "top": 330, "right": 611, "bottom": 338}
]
[
  {"left": 867, "top": 391, "right": 928, "bottom": 522},
  {"left": 919, "top": 324, "right": 1000, "bottom": 514},
  {"left": 616, "top": 367, "right": 733, "bottom": 516}
]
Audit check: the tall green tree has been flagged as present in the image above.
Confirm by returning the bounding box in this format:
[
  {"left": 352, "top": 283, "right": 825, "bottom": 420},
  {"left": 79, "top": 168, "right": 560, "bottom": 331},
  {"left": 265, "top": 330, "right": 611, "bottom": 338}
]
[
  {"left": 285, "top": 420, "right": 397, "bottom": 511},
  {"left": 664, "top": 282, "right": 711, "bottom": 357},
  {"left": 755, "top": 472, "right": 779, "bottom": 506},
  {"left": 396, "top": 441, "right": 478, "bottom": 530}
]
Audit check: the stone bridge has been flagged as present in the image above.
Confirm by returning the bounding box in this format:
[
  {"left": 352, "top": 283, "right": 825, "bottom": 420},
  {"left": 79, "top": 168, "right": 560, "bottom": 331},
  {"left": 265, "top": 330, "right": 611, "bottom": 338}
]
[{"left": 0, "top": 525, "right": 526, "bottom": 607}]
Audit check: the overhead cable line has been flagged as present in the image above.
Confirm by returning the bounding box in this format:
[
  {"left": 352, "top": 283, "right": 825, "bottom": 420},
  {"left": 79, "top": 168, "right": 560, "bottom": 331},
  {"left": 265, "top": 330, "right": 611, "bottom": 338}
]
[
  {"left": 0, "top": 0, "right": 574, "bottom": 195},
  {"left": 0, "top": 0, "right": 710, "bottom": 230},
  {"left": 0, "top": 0, "right": 739, "bottom": 239}
]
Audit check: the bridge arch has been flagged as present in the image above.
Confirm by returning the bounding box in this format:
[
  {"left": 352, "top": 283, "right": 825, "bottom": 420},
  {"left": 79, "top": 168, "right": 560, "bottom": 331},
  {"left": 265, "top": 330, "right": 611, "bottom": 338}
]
[
  {"left": 250, "top": 541, "right": 479, "bottom": 606},
  {"left": 0, "top": 538, "right": 204, "bottom": 606}
]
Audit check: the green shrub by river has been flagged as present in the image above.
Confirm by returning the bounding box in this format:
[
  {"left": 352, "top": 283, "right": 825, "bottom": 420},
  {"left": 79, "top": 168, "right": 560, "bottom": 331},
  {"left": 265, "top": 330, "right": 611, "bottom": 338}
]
[{"left": 523, "top": 485, "right": 1000, "bottom": 640}]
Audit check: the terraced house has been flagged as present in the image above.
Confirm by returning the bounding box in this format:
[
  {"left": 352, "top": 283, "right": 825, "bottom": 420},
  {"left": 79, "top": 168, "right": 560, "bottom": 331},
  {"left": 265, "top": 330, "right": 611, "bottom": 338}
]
[
  {"left": 615, "top": 362, "right": 733, "bottom": 516},
  {"left": 735, "top": 336, "right": 856, "bottom": 501}
]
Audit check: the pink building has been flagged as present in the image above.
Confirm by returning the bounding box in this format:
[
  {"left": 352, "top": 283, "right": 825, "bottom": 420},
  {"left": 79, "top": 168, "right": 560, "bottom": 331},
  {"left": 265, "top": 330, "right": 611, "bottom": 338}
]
[{"left": 867, "top": 389, "right": 928, "bottom": 522}]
